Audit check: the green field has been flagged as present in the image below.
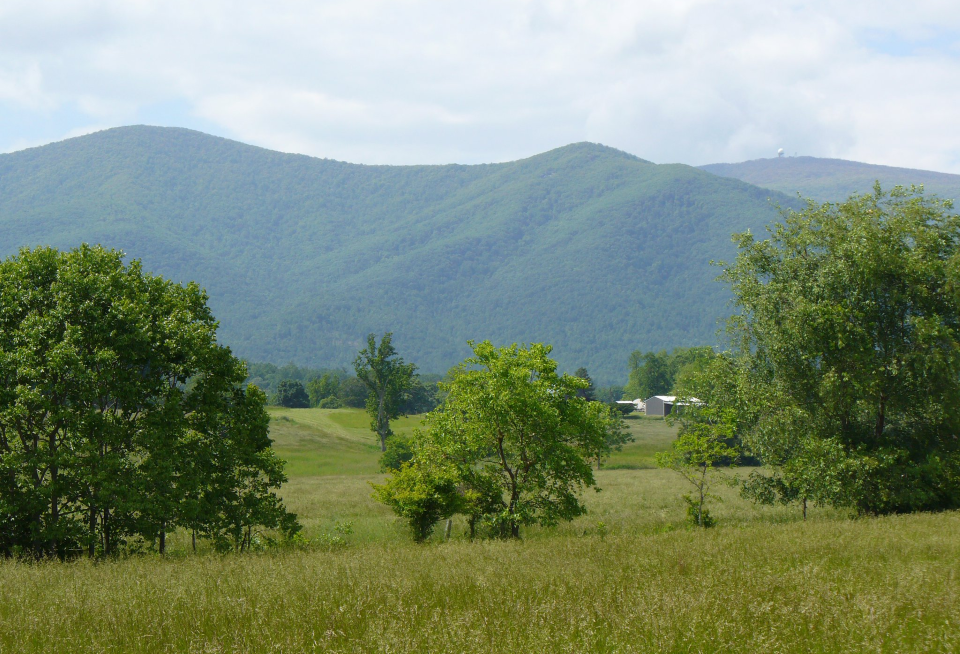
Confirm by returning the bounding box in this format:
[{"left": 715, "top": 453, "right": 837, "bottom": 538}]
[{"left": 0, "top": 408, "right": 958, "bottom": 653}]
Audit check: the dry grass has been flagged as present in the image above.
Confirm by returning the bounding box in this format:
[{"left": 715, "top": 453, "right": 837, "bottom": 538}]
[{"left": 0, "top": 408, "right": 957, "bottom": 653}]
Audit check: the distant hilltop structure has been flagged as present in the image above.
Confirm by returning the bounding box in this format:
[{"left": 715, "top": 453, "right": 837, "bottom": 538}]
[{"left": 778, "top": 148, "right": 784, "bottom": 158}]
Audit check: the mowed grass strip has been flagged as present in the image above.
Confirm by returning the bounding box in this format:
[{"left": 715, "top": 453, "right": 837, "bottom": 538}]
[
  {"left": 267, "top": 408, "right": 672, "bottom": 478},
  {"left": 267, "top": 408, "right": 426, "bottom": 477},
  {"left": 0, "top": 514, "right": 956, "bottom": 653}
]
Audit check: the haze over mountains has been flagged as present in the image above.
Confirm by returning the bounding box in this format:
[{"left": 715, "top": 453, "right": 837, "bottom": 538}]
[
  {"left": 701, "top": 157, "right": 960, "bottom": 204},
  {"left": 1, "top": 126, "right": 951, "bottom": 382}
]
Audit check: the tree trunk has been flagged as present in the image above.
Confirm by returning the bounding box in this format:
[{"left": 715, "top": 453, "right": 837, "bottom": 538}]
[
  {"left": 159, "top": 522, "right": 166, "bottom": 555},
  {"left": 697, "top": 465, "right": 707, "bottom": 527},
  {"left": 876, "top": 392, "right": 886, "bottom": 440},
  {"left": 802, "top": 497, "right": 808, "bottom": 521},
  {"left": 377, "top": 392, "right": 388, "bottom": 452},
  {"left": 88, "top": 505, "right": 97, "bottom": 558},
  {"left": 103, "top": 509, "right": 111, "bottom": 556},
  {"left": 192, "top": 530, "right": 196, "bottom": 553},
  {"left": 49, "top": 436, "right": 59, "bottom": 558}
]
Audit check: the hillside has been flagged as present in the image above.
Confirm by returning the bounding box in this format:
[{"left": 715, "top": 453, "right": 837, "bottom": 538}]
[
  {"left": 700, "top": 156, "right": 960, "bottom": 204},
  {"left": 0, "top": 126, "right": 793, "bottom": 382}
]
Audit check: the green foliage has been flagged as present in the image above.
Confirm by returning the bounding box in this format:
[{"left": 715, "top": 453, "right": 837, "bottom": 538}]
[
  {"left": 379, "top": 436, "right": 414, "bottom": 473},
  {"left": 408, "top": 341, "right": 612, "bottom": 539},
  {"left": 595, "top": 384, "right": 624, "bottom": 403},
  {"left": 273, "top": 380, "right": 309, "bottom": 408},
  {"left": 611, "top": 402, "right": 635, "bottom": 416},
  {"left": 337, "top": 377, "right": 370, "bottom": 408},
  {"left": 0, "top": 126, "right": 794, "bottom": 382},
  {"left": 622, "top": 346, "right": 714, "bottom": 400},
  {"left": 596, "top": 405, "right": 634, "bottom": 469},
  {"left": 657, "top": 365, "right": 741, "bottom": 527},
  {"left": 317, "top": 396, "right": 343, "bottom": 409},
  {"left": 354, "top": 333, "right": 417, "bottom": 451},
  {"left": 683, "top": 496, "right": 715, "bottom": 528},
  {"left": 306, "top": 373, "right": 341, "bottom": 407},
  {"left": 720, "top": 186, "right": 960, "bottom": 515},
  {"left": 399, "top": 374, "right": 442, "bottom": 414},
  {"left": 371, "top": 462, "right": 461, "bottom": 542},
  {"left": 574, "top": 367, "right": 597, "bottom": 401},
  {"left": 0, "top": 245, "right": 298, "bottom": 558},
  {"left": 244, "top": 362, "right": 344, "bottom": 398}
]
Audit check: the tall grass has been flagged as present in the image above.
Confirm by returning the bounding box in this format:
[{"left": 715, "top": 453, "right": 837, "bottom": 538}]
[
  {"left": 0, "top": 514, "right": 956, "bottom": 653},
  {"left": 0, "top": 408, "right": 956, "bottom": 653}
]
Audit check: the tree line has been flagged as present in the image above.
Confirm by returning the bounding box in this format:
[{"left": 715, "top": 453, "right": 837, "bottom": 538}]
[{"left": 252, "top": 363, "right": 442, "bottom": 415}]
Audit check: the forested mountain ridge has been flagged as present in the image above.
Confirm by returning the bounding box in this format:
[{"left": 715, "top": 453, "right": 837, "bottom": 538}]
[
  {"left": 700, "top": 156, "right": 960, "bottom": 204},
  {"left": 0, "top": 126, "right": 792, "bottom": 382}
]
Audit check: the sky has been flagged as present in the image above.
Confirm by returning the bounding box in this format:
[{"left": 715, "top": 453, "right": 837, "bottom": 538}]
[{"left": 2, "top": 1, "right": 960, "bottom": 171}]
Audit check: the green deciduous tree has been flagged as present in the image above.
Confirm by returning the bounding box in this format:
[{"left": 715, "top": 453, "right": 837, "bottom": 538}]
[
  {"left": 657, "top": 356, "right": 742, "bottom": 527},
  {"left": 354, "top": 333, "right": 417, "bottom": 452},
  {"left": 656, "top": 405, "right": 739, "bottom": 528},
  {"left": 371, "top": 461, "right": 461, "bottom": 542},
  {"left": 720, "top": 185, "right": 960, "bottom": 515},
  {"left": 0, "top": 245, "right": 298, "bottom": 558},
  {"left": 274, "top": 380, "right": 309, "bottom": 408},
  {"left": 395, "top": 341, "right": 611, "bottom": 539}
]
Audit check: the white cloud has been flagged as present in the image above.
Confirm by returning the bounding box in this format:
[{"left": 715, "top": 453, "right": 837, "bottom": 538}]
[{"left": 1, "top": 1, "right": 960, "bottom": 169}]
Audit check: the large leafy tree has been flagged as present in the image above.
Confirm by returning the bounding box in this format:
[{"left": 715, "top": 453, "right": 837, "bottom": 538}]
[
  {"left": 384, "top": 341, "right": 616, "bottom": 539},
  {"left": 354, "top": 333, "right": 417, "bottom": 452},
  {"left": 720, "top": 186, "right": 960, "bottom": 514},
  {"left": 0, "top": 245, "right": 298, "bottom": 558}
]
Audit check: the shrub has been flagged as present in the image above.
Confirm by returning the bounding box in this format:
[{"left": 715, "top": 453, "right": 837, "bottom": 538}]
[
  {"left": 380, "top": 436, "right": 414, "bottom": 472},
  {"left": 371, "top": 463, "right": 461, "bottom": 542},
  {"left": 318, "top": 396, "right": 343, "bottom": 409}
]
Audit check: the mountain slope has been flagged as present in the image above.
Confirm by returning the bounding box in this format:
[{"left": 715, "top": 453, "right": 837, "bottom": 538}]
[
  {"left": 0, "top": 126, "right": 793, "bottom": 382},
  {"left": 700, "top": 156, "right": 960, "bottom": 204}
]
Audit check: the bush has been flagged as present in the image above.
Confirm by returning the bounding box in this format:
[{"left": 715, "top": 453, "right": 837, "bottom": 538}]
[
  {"left": 371, "top": 463, "right": 461, "bottom": 542},
  {"left": 611, "top": 401, "right": 634, "bottom": 416},
  {"left": 274, "top": 380, "right": 309, "bottom": 408},
  {"left": 380, "top": 436, "right": 414, "bottom": 472},
  {"left": 318, "top": 396, "right": 343, "bottom": 409}
]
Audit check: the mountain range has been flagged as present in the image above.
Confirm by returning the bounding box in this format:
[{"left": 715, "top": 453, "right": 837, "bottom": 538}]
[
  {"left": 700, "top": 156, "right": 960, "bottom": 204},
  {"left": 1, "top": 126, "right": 954, "bottom": 383}
]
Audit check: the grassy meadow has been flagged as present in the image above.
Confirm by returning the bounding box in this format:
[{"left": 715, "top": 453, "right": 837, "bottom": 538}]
[{"left": 0, "top": 408, "right": 958, "bottom": 653}]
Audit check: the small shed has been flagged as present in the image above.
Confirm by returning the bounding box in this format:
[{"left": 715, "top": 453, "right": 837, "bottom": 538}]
[
  {"left": 643, "top": 395, "right": 700, "bottom": 417},
  {"left": 643, "top": 395, "right": 676, "bottom": 417}
]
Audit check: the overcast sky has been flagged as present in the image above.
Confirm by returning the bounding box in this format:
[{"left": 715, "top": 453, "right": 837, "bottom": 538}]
[{"left": 2, "top": 1, "right": 960, "bottom": 171}]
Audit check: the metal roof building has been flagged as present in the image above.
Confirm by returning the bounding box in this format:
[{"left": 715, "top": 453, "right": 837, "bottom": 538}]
[{"left": 643, "top": 395, "right": 700, "bottom": 417}]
